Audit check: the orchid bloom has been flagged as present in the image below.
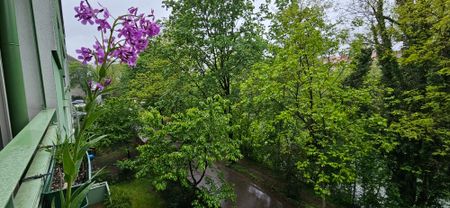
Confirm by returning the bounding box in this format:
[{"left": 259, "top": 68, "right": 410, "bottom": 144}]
[{"left": 74, "top": 0, "right": 160, "bottom": 67}]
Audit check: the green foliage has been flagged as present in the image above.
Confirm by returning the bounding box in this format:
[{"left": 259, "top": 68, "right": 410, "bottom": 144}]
[
  {"left": 380, "top": 0, "right": 450, "bottom": 206},
  {"left": 124, "top": 43, "right": 201, "bottom": 114},
  {"left": 58, "top": 134, "right": 106, "bottom": 208},
  {"left": 135, "top": 96, "right": 240, "bottom": 207},
  {"left": 119, "top": 0, "right": 450, "bottom": 207},
  {"left": 68, "top": 59, "right": 93, "bottom": 89},
  {"left": 238, "top": 2, "right": 372, "bottom": 198},
  {"left": 128, "top": 1, "right": 265, "bottom": 205},
  {"left": 116, "top": 159, "right": 135, "bottom": 181},
  {"left": 116, "top": 159, "right": 135, "bottom": 172},
  {"left": 192, "top": 177, "right": 235, "bottom": 208},
  {"left": 162, "top": 0, "right": 265, "bottom": 98},
  {"left": 86, "top": 97, "right": 140, "bottom": 148},
  {"left": 343, "top": 39, "right": 373, "bottom": 88}
]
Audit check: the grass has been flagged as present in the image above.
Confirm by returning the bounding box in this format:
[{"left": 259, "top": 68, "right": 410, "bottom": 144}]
[
  {"left": 91, "top": 141, "right": 165, "bottom": 208},
  {"left": 110, "top": 178, "right": 165, "bottom": 208}
]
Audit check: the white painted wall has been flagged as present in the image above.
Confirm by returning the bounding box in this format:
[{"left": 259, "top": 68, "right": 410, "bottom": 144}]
[
  {"left": 32, "top": 0, "right": 58, "bottom": 109},
  {"left": 15, "top": 0, "right": 45, "bottom": 120}
]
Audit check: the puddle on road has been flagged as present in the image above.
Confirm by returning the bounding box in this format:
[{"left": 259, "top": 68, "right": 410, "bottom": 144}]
[{"left": 220, "top": 165, "right": 291, "bottom": 208}]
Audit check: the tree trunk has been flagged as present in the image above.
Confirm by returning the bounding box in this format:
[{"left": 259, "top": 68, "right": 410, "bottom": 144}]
[{"left": 321, "top": 196, "right": 327, "bottom": 208}]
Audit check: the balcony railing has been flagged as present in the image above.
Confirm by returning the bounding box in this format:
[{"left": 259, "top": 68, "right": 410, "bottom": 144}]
[
  {"left": 0, "top": 109, "right": 56, "bottom": 208},
  {"left": 0, "top": 109, "right": 110, "bottom": 208}
]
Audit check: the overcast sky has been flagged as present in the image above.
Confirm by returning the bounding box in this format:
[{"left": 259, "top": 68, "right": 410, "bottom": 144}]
[
  {"left": 62, "top": 1, "right": 352, "bottom": 58},
  {"left": 62, "top": 0, "right": 170, "bottom": 57}
]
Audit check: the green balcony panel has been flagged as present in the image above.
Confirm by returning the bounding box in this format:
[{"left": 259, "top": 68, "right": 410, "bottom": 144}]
[
  {"left": 0, "top": 0, "right": 29, "bottom": 136},
  {"left": 14, "top": 124, "right": 57, "bottom": 207},
  {"left": 40, "top": 125, "right": 58, "bottom": 147},
  {"left": 14, "top": 148, "right": 53, "bottom": 207},
  {"left": 0, "top": 109, "right": 55, "bottom": 208}
]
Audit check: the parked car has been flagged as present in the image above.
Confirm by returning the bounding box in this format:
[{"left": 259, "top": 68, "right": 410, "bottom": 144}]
[{"left": 72, "top": 99, "right": 84, "bottom": 105}]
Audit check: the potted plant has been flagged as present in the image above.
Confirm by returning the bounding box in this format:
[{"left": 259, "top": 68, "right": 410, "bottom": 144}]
[
  {"left": 42, "top": 151, "right": 92, "bottom": 208},
  {"left": 52, "top": 1, "right": 160, "bottom": 207}
]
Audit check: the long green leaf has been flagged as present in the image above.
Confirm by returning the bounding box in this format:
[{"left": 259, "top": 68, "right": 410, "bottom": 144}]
[
  {"left": 70, "top": 182, "right": 93, "bottom": 208},
  {"left": 86, "top": 135, "right": 108, "bottom": 146},
  {"left": 62, "top": 144, "right": 76, "bottom": 180}
]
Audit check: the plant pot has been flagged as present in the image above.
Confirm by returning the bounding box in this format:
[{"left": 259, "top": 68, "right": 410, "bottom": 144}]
[
  {"left": 86, "top": 182, "right": 111, "bottom": 206},
  {"left": 42, "top": 151, "right": 92, "bottom": 208}
]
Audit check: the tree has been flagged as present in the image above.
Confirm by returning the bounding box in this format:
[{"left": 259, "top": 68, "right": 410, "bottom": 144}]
[
  {"left": 112, "top": 0, "right": 450, "bottom": 207},
  {"left": 135, "top": 96, "right": 240, "bottom": 207},
  {"left": 349, "top": 0, "right": 403, "bottom": 90},
  {"left": 68, "top": 57, "right": 93, "bottom": 93},
  {"left": 343, "top": 38, "right": 373, "bottom": 88},
  {"left": 86, "top": 96, "right": 140, "bottom": 148},
  {"left": 127, "top": 1, "right": 265, "bottom": 204},
  {"left": 162, "top": 0, "right": 265, "bottom": 100},
  {"left": 385, "top": 0, "right": 450, "bottom": 206},
  {"left": 345, "top": 0, "right": 450, "bottom": 206},
  {"left": 238, "top": 2, "right": 383, "bottom": 207},
  {"left": 122, "top": 37, "right": 203, "bottom": 114}
]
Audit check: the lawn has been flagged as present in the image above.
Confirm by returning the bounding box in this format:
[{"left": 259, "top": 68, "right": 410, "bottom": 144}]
[
  {"left": 91, "top": 142, "right": 165, "bottom": 208},
  {"left": 110, "top": 178, "right": 165, "bottom": 208}
]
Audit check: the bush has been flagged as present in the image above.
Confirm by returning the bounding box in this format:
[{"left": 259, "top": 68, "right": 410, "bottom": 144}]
[
  {"left": 87, "top": 97, "right": 139, "bottom": 148},
  {"left": 94, "top": 169, "right": 118, "bottom": 184},
  {"left": 116, "top": 159, "right": 135, "bottom": 181}
]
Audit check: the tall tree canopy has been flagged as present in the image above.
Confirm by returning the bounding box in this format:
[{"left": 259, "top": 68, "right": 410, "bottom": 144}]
[
  {"left": 162, "top": 0, "right": 265, "bottom": 99},
  {"left": 114, "top": 0, "right": 450, "bottom": 207}
]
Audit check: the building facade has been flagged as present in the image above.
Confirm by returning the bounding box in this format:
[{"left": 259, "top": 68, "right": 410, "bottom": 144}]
[{"left": 0, "top": 0, "right": 72, "bottom": 149}]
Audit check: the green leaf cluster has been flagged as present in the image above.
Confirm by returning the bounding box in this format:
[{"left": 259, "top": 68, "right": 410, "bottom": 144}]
[{"left": 135, "top": 97, "right": 240, "bottom": 207}]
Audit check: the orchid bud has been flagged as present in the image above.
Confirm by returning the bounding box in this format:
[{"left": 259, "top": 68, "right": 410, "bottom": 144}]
[
  {"left": 104, "top": 78, "right": 112, "bottom": 86},
  {"left": 95, "top": 83, "right": 104, "bottom": 91}
]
